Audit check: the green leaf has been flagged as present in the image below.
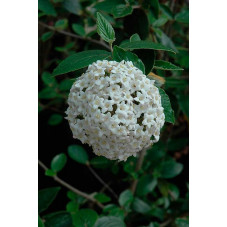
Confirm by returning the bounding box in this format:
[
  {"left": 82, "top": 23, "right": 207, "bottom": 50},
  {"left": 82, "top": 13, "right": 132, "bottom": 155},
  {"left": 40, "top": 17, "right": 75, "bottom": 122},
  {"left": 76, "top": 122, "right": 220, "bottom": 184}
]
[
  {"left": 160, "top": 4, "right": 173, "bottom": 20},
  {"left": 38, "top": 87, "right": 58, "bottom": 99},
  {"left": 66, "top": 201, "right": 79, "bottom": 213},
  {"left": 154, "top": 60, "right": 183, "bottom": 71},
  {"left": 45, "top": 169, "right": 56, "bottom": 177},
  {"left": 103, "top": 205, "right": 124, "bottom": 220},
  {"left": 94, "top": 0, "right": 124, "bottom": 14},
  {"left": 41, "top": 31, "right": 54, "bottom": 42},
  {"left": 103, "top": 204, "right": 118, "bottom": 213},
  {"left": 55, "top": 19, "right": 68, "bottom": 30},
  {"left": 97, "top": 12, "right": 115, "bottom": 43},
  {"left": 53, "top": 50, "right": 111, "bottom": 76},
  {"left": 154, "top": 28, "right": 178, "bottom": 53},
  {"left": 113, "top": 46, "right": 145, "bottom": 73},
  {"left": 109, "top": 208, "right": 124, "bottom": 220},
  {"left": 120, "top": 40, "right": 176, "bottom": 53},
  {"left": 90, "top": 156, "right": 111, "bottom": 169},
  {"left": 112, "top": 4, "right": 133, "bottom": 18},
  {"left": 41, "top": 71, "right": 57, "bottom": 86},
  {"left": 73, "top": 209, "right": 98, "bottom": 227},
  {"left": 67, "top": 191, "right": 86, "bottom": 204},
  {"left": 157, "top": 159, "right": 183, "bottom": 179},
  {"left": 59, "top": 79, "right": 74, "bottom": 91},
  {"left": 168, "top": 183, "right": 180, "bottom": 200},
  {"left": 51, "top": 153, "right": 67, "bottom": 172},
  {"left": 94, "top": 193, "right": 111, "bottom": 203},
  {"left": 158, "top": 181, "right": 180, "bottom": 200},
  {"left": 55, "top": 42, "right": 75, "bottom": 52},
  {"left": 150, "top": 0, "right": 160, "bottom": 19},
  {"left": 152, "top": 16, "right": 168, "bottom": 27},
  {"left": 175, "top": 218, "right": 189, "bottom": 227},
  {"left": 158, "top": 88, "right": 175, "bottom": 124},
  {"left": 72, "top": 24, "right": 85, "bottom": 36},
  {"left": 44, "top": 211, "right": 72, "bottom": 227},
  {"left": 38, "top": 187, "right": 61, "bottom": 213},
  {"left": 136, "top": 175, "right": 157, "bottom": 196},
  {"left": 142, "top": 0, "right": 159, "bottom": 19},
  {"left": 68, "top": 145, "right": 88, "bottom": 164},
  {"left": 38, "top": 0, "right": 57, "bottom": 16},
  {"left": 94, "top": 216, "right": 126, "bottom": 227},
  {"left": 165, "top": 77, "right": 188, "bottom": 89},
  {"left": 119, "top": 189, "right": 133, "bottom": 210},
  {"left": 146, "top": 143, "right": 165, "bottom": 166},
  {"left": 48, "top": 114, "right": 63, "bottom": 126},
  {"left": 62, "top": 0, "right": 81, "bottom": 15},
  {"left": 175, "top": 9, "right": 189, "bottom": 24},
  {"left": 38, "top": 216, "right": 44, "bottom": 227},
  {"left": 130, "top": 33, "right": 141, "bottom": 42},
  {"left": 150, "top": 207, "right": 165, "bottom": 220},
  {"left": 132, "top": 198, "right": 151, "bottom": 214}
]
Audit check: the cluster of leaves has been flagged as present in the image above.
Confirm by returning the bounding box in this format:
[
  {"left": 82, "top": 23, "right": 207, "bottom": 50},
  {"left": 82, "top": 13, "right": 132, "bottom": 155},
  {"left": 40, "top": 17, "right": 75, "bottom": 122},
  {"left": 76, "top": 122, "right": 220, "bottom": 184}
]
[{"left": 39, "top": 0, "right": 189, "bottom": 226}]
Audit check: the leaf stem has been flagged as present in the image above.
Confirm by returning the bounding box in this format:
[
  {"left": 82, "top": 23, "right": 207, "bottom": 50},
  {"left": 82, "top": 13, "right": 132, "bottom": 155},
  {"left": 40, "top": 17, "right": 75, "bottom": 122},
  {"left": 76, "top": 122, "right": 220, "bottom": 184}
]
[
  {"left": 38, "top": 21, "right": 111, "bottom": 51},
  {"left": 130, "top": 147, "right": 147, "bottom": 194},
  {"left": 86, "top": 163, "right": 118, "bottom": 200},
  {"left": 38, "top": 160, "right": 104, "bottom": 209},
  {"left": 109, "top": 42, "right": 113, "bottom": 55}
]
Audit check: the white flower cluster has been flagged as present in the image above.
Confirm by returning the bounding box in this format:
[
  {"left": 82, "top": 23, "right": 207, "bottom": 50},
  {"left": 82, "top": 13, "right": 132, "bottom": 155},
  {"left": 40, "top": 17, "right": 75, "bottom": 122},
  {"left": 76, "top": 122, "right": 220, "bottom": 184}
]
[{"left": 66, "top": 60, "right": 165, "bottom": 161}]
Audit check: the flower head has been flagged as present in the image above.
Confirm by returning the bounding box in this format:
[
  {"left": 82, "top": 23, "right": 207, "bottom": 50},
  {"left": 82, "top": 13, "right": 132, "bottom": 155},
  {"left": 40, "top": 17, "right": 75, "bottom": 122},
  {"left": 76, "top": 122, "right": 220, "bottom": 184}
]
[{"left": 66, "top": 60, "right": 165, "bottom": 161}]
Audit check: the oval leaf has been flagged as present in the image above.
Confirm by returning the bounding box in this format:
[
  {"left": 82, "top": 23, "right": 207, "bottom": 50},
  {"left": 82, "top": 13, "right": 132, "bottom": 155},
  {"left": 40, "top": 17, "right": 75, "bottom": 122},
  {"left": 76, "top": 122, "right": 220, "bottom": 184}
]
[
  {"left": 158, "top": 88, "right": 175, "bottom": 124},
  {"left": 51, "top": 153, "right": 67, "bottom": 172},
  {"left": 38, "top": 187, "right": 61, "bottom": 213},
  {"left": 41, "top": 31, "right": 54, "bottom": 42},
  {"left": 119, "top": 190, "right": 133, "bottom": 209},
  {"left": 94, "top": 0, "right": 124, "bottom": 13},
  {"left": 94, "top": 193, "right": 111, "bottom": 203},
  {"left": 90, "top": 156, "right": 111, "bottom": 169},
  {"left": 136, "top": 175, "right": 157, "bottom": 196},
  {"left": 132, "top": 197, "right": 151, "bottom": 214},
  {"left": 73, "top": 209, "right": 98, "bottom": 227},
  {"left": 68, "top": 145, "right": 88, "bottom": 164},
  {"left": 41, "top": 71, "right": 57, "bottom": 86},
  {"left": 97, "top": 12, "right": 115, "bottom": 43},
  {"left": 72, "top": 24, "right": 85, "bottom": 36},
  {"left": 62, "top": 0, "right": 81, "bottom": 16},
  {"left": 157, "top": 160, "right": 183, "bottom": 179},
  {"left": 130, "top": 33, "right": 141, "bottom": 42},
  {"left": 154, "top": 60, "right": 183, "bottom": 71},
  {"left": 38, "top": 0, "right": 57, "bottom": 16},
  {"left": 112, "top": 4, "right": 133, "bottom": 18},
  {"left": 48, "top": 114, "right": 63, "bottom": 126},
  {"left": 120, "top": 40, "right": 176, "bottom": 53},
  {"left": 53, "top": 50, "right": 111, "bottom": 76},
  {"left": 94, "top": 216, "right": 126, "bottom": 227},
  {"left": 113, "top": 46, "right": 145, "bottom": 73},
  {"left": 44, "top": 211, "right": 72, "bottom": 227}
]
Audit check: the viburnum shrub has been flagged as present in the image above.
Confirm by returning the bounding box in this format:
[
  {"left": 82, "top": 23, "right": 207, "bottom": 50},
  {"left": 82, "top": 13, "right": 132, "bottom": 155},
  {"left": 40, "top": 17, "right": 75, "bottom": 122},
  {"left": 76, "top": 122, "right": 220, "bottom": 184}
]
[
  {"left": 39, "top": 2, "right": 189, "bottom": 226},
  {"left": 52, "top": 12, "right": 176, "bottom": 161}
]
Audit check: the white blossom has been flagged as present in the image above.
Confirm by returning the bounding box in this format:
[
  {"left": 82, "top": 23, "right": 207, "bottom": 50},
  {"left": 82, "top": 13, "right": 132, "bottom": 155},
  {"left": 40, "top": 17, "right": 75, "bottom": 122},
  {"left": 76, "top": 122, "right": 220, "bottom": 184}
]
[{"left": 66, "top": 60, "right": 165, "bottom": 161}]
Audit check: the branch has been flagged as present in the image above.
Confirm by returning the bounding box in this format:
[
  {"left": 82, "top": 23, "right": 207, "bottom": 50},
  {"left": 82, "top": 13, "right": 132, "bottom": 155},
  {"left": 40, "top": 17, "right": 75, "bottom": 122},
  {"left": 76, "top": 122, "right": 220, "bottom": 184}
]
[
  {"left": 38, "top": 160, "right": 104, "bottom": 209},
  {"left": 38, "top": 21, "right": 111, "bottom": 51},
  {"left": 130, "top": 147, "right": 147, "bottom": 194},
  {"left": 86, "top": 163, "right": 118, "bottom": 200}
]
